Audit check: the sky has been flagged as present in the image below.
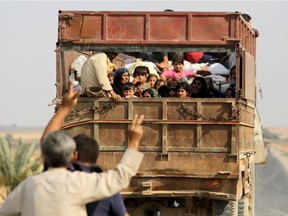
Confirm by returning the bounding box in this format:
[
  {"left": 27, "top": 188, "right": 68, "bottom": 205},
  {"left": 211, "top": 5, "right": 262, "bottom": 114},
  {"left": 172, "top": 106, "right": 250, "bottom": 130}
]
[{"left": 0, "top": 1, "right": 287, "bottom": 128}]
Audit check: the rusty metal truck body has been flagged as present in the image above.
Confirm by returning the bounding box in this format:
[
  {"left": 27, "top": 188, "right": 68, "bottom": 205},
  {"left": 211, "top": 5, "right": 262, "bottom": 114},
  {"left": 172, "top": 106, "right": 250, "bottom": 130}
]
[{"left": 56, "top": 10, "right": 261, "bottom": 215}]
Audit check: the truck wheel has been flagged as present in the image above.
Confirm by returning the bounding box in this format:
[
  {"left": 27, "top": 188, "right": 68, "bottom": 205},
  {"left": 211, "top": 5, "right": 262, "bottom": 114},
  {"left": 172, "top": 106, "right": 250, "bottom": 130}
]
[
  {"left": 238, "top": 198, "right": 245, "bottom": 216},
  {"left": 213, "top": 200, "right": 237, "bottom": 216}
]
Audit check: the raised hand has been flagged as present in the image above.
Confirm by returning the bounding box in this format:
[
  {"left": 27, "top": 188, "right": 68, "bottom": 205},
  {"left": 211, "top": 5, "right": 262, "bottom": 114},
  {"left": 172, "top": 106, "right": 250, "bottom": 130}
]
[
  {"left": 61, "top": 81, "right": 81, "bottom": 109},
  {"left": 128, "top": 114, "right": 144, "bottom": 150},
  {"left": 41, "top": 81, "right": 81, "bottom": 140}
]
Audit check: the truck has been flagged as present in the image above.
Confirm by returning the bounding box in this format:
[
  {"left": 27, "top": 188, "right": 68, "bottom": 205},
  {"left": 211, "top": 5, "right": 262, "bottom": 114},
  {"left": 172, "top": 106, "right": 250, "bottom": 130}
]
[{"left": 55, "top": 10, "right": 265, "bottom": 216}]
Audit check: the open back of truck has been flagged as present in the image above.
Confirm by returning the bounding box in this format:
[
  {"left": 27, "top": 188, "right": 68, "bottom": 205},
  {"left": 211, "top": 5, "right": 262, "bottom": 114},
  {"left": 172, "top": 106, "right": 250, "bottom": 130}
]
[{"left": 56, "top": 11, "right": 260, "bottom": 216}]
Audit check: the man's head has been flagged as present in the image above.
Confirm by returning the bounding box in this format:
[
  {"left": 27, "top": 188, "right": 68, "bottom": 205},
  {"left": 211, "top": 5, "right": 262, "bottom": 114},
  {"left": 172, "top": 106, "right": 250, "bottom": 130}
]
[
  {"left": 74, "top": 134, "right": 100, "bottom": 164},
  {"left": 41, "top": 131, "right": 76, "bottom": 168},
  {"left": 105, "top": 52, "right": 118, "bottom": 61}
]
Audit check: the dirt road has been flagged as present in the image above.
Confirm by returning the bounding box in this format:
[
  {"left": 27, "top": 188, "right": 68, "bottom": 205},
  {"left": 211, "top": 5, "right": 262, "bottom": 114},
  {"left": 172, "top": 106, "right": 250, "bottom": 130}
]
[{"left": 255, "top": 146, "right": 288, "bottom": 216}]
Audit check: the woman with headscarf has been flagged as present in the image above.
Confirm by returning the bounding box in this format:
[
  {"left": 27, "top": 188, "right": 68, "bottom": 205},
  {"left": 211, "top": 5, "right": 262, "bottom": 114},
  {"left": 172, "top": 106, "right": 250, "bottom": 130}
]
[
  {"left": 190, "top": 76, "right": 210, "bottom": 98},
  {"left": 112, "top": 68, "right": 130, "bottom": 97}
]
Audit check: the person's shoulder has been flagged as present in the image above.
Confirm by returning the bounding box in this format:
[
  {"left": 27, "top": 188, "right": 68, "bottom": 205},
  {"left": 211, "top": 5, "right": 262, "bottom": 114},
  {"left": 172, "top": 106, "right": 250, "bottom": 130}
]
[
  {"left": 111, "top": 192, "right": 123, "bottom": 200},
  {"left": 161, "top": 70, "right": 173, "bottom": 75},
  {"left": 183, "top": 69, "right": 195, "bottom": 74},
  {"left": 21, "top": 173, "right": 39, "bottom": 183},
  {"left": 89, "top": 52, "right": 107, "bottom": 61},
  {"left": 22, "top": 171, "right": 50, "bottom": 188}
]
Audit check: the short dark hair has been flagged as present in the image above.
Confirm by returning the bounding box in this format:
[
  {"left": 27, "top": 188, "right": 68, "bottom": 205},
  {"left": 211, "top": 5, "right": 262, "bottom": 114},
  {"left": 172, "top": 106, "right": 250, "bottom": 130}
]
[
  {"left": 158, "top": 85, "right": 171, "bottom": 97},
  {"left": 105, "top": 52, "right": 118, "bottom": 61},
  {"left": 142, "top": 88, "right": 155, "bottom": 97},
  {"left": 133, "top": 66, "right": 150, "bottom": 77},
  {"left": 175, "top": 82, "right": 191, "bottom": 95},
  {"left": 74, "top": 134, "right": 99, "bottom": 164},
  {"left": 172, "top": 54, "right": 184, "bottom": 65},
  {"left": 123, "top": 82, "right": 135, "bottom": 91}
]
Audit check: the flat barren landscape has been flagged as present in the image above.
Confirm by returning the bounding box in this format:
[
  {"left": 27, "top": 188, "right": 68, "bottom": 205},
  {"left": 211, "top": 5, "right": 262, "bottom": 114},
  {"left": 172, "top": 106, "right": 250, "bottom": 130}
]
[
  {"left": 0, "top": 126, "right": 43, "bottom": 142},
  {"left": 267, "top": 127, "right": 288, "bottom": 134},
  {"left": 267, "top": 127, "right": 288, "bottom": 172}
]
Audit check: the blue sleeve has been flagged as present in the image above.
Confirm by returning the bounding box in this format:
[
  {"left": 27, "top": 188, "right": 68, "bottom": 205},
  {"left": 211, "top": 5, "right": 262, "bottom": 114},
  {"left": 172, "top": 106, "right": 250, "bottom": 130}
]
[
  {"left": 92, "top": 193, "right": 126, "bottom": 216},
  {"left": 110, "top": 193, "right": 126, "bottom": 216}
]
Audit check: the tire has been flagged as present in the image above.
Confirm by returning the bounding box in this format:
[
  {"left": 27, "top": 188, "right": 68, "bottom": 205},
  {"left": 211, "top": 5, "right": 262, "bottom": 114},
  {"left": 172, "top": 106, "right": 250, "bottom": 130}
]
[
  {"left": 238, "top": 198, "right": 245, "bottom": 216},
  {"left": 213, "top": 200, "right": 238, "bottom": 216}
]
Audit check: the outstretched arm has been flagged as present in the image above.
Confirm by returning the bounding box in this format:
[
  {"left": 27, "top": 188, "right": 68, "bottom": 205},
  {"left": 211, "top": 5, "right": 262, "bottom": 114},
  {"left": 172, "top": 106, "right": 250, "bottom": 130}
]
[
  {"left": 41, "top": 82, "right": 80, "bottom": 141},
  {"left": 108, "top": 89, "right": 122, "bottom": 102}
]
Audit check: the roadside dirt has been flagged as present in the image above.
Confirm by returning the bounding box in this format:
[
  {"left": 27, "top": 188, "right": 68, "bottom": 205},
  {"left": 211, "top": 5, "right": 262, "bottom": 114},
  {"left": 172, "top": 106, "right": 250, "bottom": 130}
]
[
  {"left": 270, "top": 142, "right": 288, "bottom": 172},
  {"left": 255, "top": 127, "right": 288, "bottom": 215}
]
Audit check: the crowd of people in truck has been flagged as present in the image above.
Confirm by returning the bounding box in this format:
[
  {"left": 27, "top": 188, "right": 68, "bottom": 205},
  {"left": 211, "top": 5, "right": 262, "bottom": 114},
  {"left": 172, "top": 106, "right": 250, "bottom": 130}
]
[{"left": 69, "top": 51, "right": 237, "bottom": 102}]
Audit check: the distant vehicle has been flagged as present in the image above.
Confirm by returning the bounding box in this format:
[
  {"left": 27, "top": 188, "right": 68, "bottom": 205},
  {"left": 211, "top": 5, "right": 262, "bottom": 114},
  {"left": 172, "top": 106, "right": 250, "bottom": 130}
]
[{"left": 55, "top": 10, "right": 265, "bottom": 216}]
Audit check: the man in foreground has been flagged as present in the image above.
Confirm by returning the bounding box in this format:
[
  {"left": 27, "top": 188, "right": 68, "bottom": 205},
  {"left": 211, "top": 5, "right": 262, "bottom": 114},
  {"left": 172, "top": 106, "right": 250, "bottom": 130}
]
[
  {"left": 0, "top": 83, "right": 144, "bottom": 216},
  {"left": 72, "top": 134, "right": 129, "bottom": 216}
]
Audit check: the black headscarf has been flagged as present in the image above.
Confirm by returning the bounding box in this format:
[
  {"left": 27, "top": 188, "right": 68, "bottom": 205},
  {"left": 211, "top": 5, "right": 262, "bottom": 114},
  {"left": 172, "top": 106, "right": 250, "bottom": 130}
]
[
  {"left": 112, "top": 68, "right": 129, "bottom": 97},
  {"left": 190, "top": 76, "right": 210, "bottom": 98}
]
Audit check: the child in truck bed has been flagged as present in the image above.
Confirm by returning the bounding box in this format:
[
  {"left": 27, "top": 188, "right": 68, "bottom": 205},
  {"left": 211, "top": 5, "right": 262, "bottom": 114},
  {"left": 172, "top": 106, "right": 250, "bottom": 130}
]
[{"left": 161, "top": 55, "right": 196, "bottom": 81}]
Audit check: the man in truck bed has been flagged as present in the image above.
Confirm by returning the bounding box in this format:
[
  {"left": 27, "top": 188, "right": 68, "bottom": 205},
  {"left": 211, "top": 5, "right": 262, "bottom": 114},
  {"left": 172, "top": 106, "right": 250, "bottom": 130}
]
[{"left": 81, "top": 52, "right": 121, "bottom": 101}]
